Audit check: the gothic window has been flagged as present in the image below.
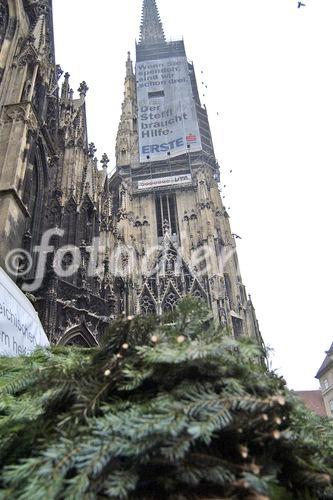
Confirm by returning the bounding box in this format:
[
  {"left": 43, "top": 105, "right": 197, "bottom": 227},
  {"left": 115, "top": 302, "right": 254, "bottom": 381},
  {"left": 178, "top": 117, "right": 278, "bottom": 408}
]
[
  {"left": 79, "top": 197, "right": 94, "bottom": 245},
  {"left": 63, "top": 198, "right": 78, "bottom": 246},
  {"left": 196, "top": 247, "right": 207, "bottom": 275},
  {"left": 140, "top": 292, "right": 156, "bottom": 315},
  {"left": 155, "top": 194, "right": 178, "bottom": 238},
  {"left": 48, "top": 199, "right": 61, "bottom": 228},
  {"left": 224, "top": 273, "right": 233, "bottom": 307},
  {"left": 22, "top": 159, "right": 38, "bottom": 217},
  {"left": 232, "top": 317, "right": 243, "bottom": 339},
  {"left": 33, "top": 78, "right": 46, "bottom": 119},
  {"left": 160, "top": 247, "right": 179, "bottom": 275},
  {"left": 191, "top": 287, "right": 205, "bottom": 302},
  {"left": 22, "top": 144, "right": 47, "bottom": 246},
  {"left": 109, "top": 276, "right": 124, "bottom": 316},
  {"left": 112, "top": 189, "right": 120, "bottom": 214},
  {"left": 239, "top": 283, "right": 247, "bottom": 304},
  {"left": 162, "top": 291, "right": 179, "bottom": 312},
  {"left": 0, "top": 1, "right": 9, "bottom": 51},
  {"left": 192, "top": 289, "right": 202, "bottom": 300}
]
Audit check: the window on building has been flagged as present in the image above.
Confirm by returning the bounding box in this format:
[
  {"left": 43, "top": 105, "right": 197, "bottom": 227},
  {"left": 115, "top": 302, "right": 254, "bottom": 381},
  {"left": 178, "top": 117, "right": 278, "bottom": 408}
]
[
  {"left": 155, "top": 194, "right": 178, "bottom": 238},
  {"left": 232, "top": 317, "right": 243, "bottom": 339},
  {"left": 224, "top": 273, "right": 233, "bottom": 307},
  {"left": 323, "top": 378, "right": 329, "bottom": 390},
  {"left": 329, "top": 400, "right": 333, "bottom": 413}
]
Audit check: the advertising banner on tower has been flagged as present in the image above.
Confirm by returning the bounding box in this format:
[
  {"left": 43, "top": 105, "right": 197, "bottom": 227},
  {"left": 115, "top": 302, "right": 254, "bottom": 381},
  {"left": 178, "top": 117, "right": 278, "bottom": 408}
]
[
  {"left": 0, "top": 267, "right": 49, "bottom": 356},
  {"left": 138, "top": 173, "right": 192, "bottom": 190},
  {"left": 136, "top": 56, "right": 202, "bottom": 162}
]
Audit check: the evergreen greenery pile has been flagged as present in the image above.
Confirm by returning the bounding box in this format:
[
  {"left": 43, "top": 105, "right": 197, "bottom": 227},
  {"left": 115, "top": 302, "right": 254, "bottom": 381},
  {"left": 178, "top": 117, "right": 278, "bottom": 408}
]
[{"left": 0, "top": 298, "right": 333, "bottom": 499}]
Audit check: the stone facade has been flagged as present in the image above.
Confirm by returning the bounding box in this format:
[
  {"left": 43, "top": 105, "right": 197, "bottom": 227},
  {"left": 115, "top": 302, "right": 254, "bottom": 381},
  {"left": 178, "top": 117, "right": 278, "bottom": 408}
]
[
  {"left": 316, "top": 343, "right": 333, "bottom": 418},
  {"left": 0, "top": 0, "right": 263, "bottom": 349},
  {"left": 0, "top": 0, "right": 113, "bottom": 346}
]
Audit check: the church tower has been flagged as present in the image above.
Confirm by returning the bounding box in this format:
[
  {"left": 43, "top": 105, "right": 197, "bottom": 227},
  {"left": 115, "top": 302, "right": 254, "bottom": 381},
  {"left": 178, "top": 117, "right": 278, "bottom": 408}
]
[
  {"left": 112, "top": 0, "right": 263, "bottom": 343},
  {"left": 0, "top": 0, "right": 263, "bottom": 347}
]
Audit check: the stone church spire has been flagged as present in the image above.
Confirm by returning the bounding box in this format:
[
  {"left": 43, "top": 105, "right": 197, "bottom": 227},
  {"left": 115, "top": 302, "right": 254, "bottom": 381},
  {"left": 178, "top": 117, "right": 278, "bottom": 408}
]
[
  {"left": 139, "top": 0, "right": 166, "bottom": 45},
  {"left": 115, "top": 52, "right": 138, "bottom": 167}
]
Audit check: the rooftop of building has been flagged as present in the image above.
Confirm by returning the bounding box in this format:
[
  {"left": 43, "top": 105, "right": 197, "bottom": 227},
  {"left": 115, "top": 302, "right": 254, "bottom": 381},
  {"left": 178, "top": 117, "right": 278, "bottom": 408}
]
[
  {"left": 315, "top": 342, "right": 333, "bottom": 379},
  {"left": 295, "top": 390, "right": 327, "bottom": 417}
]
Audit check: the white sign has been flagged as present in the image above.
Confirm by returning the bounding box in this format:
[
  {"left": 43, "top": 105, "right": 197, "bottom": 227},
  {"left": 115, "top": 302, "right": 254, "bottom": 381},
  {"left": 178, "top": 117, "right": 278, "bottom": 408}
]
[
  {"left": 0, "top": 267, "right": 49, "bottom": 356},
  {"left": 138, "top": 174, "right": 192, "bottom": 190},
  {"left": 136, "top": 56, "right": 202, "bottom": 162}
]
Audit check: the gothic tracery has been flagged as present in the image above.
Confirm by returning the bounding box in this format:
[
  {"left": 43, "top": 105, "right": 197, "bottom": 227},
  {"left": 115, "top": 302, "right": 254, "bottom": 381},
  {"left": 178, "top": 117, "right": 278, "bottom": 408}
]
[{"left": 0, "top": 0, "right": 263, "bottom": 350}]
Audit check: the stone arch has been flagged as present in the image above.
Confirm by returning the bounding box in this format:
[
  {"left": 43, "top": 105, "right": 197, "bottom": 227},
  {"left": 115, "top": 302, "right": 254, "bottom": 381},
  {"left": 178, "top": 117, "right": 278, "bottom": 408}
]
[{"left": 57, "top": 323, "right": 98, "bottom": 348}]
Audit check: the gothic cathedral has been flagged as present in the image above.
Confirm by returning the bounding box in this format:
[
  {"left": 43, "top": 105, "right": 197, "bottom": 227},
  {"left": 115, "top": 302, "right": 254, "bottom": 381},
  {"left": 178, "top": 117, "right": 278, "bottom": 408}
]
[{"left": 0, "top": 0, "right": 263, "bottom": 348}]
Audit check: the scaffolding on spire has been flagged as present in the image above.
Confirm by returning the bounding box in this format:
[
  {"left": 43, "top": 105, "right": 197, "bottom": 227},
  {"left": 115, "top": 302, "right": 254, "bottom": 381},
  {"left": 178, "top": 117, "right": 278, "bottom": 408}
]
[{"left": 139, "top": 0, "right": 166, "bottom": 45}]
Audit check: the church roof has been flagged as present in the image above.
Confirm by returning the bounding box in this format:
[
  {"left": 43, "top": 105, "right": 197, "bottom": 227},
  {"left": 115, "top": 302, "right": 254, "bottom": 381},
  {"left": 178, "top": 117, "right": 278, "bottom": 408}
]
[
  {"left": 315, "top": 342, "right": 333, "bottom": 379},
  {"left": 139, "top": 0, "right": 166, "bottom": 45}
]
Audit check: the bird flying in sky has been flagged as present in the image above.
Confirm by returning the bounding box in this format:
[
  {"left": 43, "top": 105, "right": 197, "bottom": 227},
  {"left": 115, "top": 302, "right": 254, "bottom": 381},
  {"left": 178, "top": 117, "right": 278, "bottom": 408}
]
[{"left": 298, "top": 2, "right": 306, "bottom": 8}]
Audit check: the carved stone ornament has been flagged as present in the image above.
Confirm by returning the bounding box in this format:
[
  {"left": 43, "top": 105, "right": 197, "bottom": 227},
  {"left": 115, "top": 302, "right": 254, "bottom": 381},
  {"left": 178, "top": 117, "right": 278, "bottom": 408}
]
[
  {"left": 101, "top": 153, "right": 110, "bottom": 168},
  {"left": 78, "top": 81, "right": 89, "bottom": 97},
  {"left": 88, "top": 142, "right": 97, "bottom": 158},
  {"left": 2, "top": 104, "right": 26, "bottom": 124},
  {"left": 1, "top": 103, "right": 39, "bottom": 130},
  {"left": 14, "top": 38, "right": 38, "bottom": 67}
]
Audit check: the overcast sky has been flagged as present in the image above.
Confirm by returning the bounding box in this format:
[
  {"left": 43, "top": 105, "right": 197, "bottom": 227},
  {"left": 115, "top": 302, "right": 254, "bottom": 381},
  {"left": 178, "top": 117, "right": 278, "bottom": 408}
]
[{"left": 53, "top": 0, "right": 333, "bottom": 390}]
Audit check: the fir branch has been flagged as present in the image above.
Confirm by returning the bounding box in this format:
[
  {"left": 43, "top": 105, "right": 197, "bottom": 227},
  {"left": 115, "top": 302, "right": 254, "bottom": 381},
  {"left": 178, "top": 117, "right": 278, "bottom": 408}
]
[{"left": 0, "top": 297, "right": 332, "bottom": 499}]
